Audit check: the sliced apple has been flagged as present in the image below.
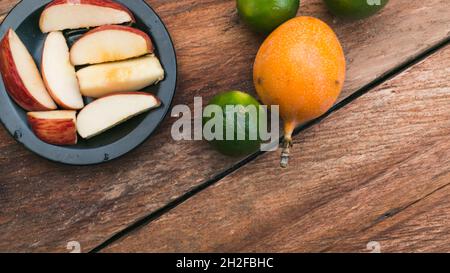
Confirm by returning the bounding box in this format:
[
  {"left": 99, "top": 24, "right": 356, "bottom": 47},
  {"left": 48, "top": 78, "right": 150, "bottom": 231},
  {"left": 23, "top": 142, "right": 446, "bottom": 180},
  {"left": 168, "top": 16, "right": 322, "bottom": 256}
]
[
  {"left": 77, "top": 92, "right": 161, "bottom": 139},
  {"left": 70, "top": 25, "right": 154, "bottom": 66},
  {"left": 0, "top": 29, "right": 57, "bottom": 111},
  {"left": 76, "top": 54, "right": 165, "bottom": 98},
  {"left": 42, "top": 31, "right": 84, "bottom": 110},
  {"left": 28, "top": 111, "right": 77, "bottom": 145},
  {"left": 39, "top": 0, "right": 135, "bottom": 33}
]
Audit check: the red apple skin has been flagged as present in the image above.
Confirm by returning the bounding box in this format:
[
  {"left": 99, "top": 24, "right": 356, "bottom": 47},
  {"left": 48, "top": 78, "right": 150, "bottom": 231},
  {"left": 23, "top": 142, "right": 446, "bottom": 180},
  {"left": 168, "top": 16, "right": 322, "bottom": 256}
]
[
  {"left": 40, "top": 34, "right": 83, "bottom": 110},
  {"left": 0, "top": 29, "right": 55, "bottom": 111},
  {"left": 27, "top": 114, "right": 78, "bottom": 146},
  {"left": 42, "top": 0, "right": 136, "bottom": 23},
  {"left": 74, "top": 25, "right": 154, "bottom": 53},
  {"left": 41, "top": 71, "right": 80, "bottom": 110},
  {"left": 41, "top": 59, "right": 77, "bottom": 110}
]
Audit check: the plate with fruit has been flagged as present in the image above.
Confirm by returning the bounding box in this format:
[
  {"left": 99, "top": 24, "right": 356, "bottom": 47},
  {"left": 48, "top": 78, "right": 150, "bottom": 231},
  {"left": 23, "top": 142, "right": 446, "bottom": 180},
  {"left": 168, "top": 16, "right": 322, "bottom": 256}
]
[{"left": 0, "top": 0, "right": 177, "bottom": 165}]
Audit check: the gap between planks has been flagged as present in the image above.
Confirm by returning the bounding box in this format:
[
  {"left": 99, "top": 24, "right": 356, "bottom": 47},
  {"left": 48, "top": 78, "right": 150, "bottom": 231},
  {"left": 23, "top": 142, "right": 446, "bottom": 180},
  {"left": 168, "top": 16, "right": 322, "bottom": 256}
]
[
  {"left": 90, "top": 36, "right": 450, "bottom": 253},
  {"left": 320, "top": 181, "right": 450, "bottom": 252}
]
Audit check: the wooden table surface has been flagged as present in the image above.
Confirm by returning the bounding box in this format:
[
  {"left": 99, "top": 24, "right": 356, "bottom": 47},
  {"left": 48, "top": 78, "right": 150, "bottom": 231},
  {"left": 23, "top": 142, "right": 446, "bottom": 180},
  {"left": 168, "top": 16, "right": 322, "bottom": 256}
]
[{"left": 0, "top": 0, "right": 449, "bottom": 253}]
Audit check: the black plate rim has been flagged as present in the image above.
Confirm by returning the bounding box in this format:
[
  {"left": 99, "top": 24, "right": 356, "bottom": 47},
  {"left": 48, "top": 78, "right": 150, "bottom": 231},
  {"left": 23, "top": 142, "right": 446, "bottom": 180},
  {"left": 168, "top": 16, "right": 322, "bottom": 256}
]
[{"left": 0, "top": 0, "right": 178, "bottom": 166}]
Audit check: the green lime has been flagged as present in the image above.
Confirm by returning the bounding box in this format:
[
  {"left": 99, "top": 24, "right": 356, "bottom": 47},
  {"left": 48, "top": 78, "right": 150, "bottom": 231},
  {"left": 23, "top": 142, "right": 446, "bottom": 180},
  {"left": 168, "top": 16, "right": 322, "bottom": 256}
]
[
  {"left": 323, "top": 0, "right": 389, "bottom": 20},
  {"left": 203, "top": 91, "right": 265, "bottom": 156},
  {"left": 237, "top": 0, "right": 300, "bottom": 34}
]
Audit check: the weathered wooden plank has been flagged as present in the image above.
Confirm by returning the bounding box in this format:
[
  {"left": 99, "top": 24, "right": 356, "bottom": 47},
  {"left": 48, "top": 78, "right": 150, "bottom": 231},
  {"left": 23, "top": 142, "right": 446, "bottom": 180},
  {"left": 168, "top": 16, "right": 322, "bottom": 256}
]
[
  {"left": 0, "top": 0, "right": 19, "bottom": 22},
  {"left": 0, "top": 0, "right": 449, "bottom": 252},
  {"left": 103, "top": 46, "right": 450, "bottom": 253},
  {"left": 0, "top": 0, "right": 18, "bottom": 19},
  {"left": 326, "top": 182, "right": 450, "bottom": 253}
]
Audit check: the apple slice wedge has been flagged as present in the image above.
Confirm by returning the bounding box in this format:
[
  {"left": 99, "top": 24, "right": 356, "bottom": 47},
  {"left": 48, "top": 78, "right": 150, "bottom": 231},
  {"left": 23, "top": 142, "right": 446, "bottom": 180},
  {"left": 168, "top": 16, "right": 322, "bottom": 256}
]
[
  {"left": 42, "top": 32, "right": 84, "bottom": 110},
  {"left": 39, "top": 0, "right": 135, "bottom": 33},
  {"left": 76, "top": 54, "right": 165, "bottom": 98},
  {"left": 0, "top": 29, "right": 57, "bottom": 111},
  {"left": 28, "top": 111, "right": 77, "bottom": 145},
  {"left": 70, "top": 25, "right": 154, "bottom": 66},
  {"left": 77, "top": 92, "right": 161, "bottom": 139}
]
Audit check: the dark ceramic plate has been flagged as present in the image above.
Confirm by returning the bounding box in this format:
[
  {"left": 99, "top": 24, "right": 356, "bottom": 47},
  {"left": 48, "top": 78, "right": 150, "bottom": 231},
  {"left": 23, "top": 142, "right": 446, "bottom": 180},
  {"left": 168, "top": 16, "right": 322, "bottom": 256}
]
[{"left": 0, "top": 0, "right": 177, "bottom": 165}]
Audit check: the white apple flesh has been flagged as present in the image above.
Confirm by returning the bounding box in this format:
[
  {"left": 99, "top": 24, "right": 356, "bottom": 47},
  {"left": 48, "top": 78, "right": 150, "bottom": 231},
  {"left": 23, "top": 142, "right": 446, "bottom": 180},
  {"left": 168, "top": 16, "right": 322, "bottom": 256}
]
[
  {"left": 39, "top": 0, "right": 135, "bottom": 33},
  {"left": 76, "top": 54, "right": 165, "bottom": 98},
  {"left": 0, "top": 29, "right": 57, "bottom": 111},
  {"left": 28, "top": 111, "right": 77, "bottom": 145},
  {"left": 70, "top": 25, "right": 154, "bottom": 66},
  {"left": 77, "top": 92, "right": 161, "bottom": 139},
  {"left": 42, "top": 31, "right": 84, "bottom": 110}
]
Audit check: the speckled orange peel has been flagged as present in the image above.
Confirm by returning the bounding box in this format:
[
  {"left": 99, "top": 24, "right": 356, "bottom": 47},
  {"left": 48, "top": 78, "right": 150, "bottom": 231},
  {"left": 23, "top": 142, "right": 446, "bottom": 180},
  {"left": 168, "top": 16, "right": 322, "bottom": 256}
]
[{"left": 254, "top": 17, "right": 346, "bottom": 168}]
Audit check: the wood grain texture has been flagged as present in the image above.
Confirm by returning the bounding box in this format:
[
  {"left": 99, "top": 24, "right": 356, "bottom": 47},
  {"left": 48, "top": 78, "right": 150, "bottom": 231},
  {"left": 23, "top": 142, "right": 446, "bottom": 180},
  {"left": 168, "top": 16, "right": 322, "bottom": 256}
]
[
  {"left": 104, "top": 46, "right": 450, "bottom": 253},
  {"left": 326, "top": 181, "right": 450, "bottom": 253},
  {"left": 0, "top": 0, "right": 449, "bottom": 252},
  {"left": 0, "top": 0, "right": 18, "bottom": 20}
]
